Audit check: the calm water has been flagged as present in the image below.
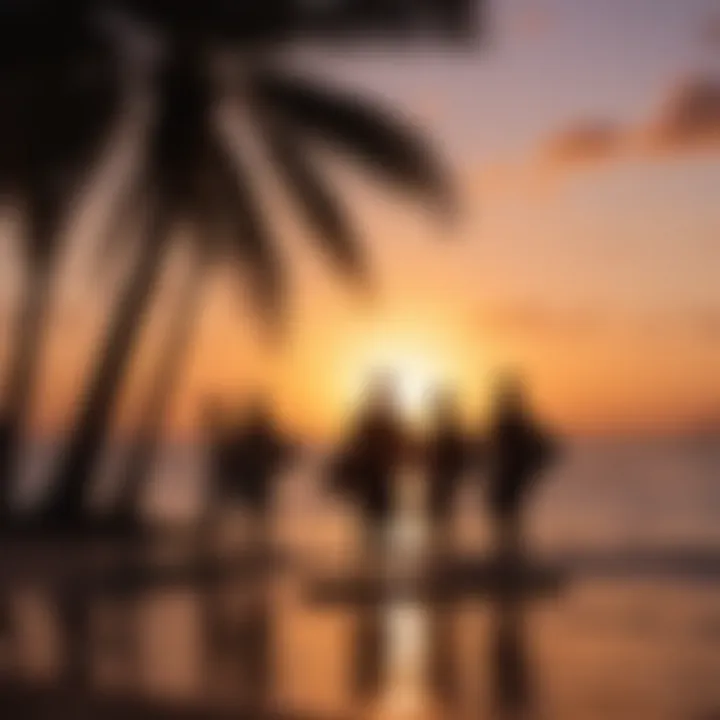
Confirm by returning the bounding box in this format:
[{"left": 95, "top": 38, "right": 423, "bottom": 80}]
[
  {"left": 102, "top": 437, "right": 720, "bottom": 553},
  {"left": 2, "top": 438, "right": 719, "bottom": 719},
  {"left": 16, "top": 438, "right": 720, "bottom": 547}
]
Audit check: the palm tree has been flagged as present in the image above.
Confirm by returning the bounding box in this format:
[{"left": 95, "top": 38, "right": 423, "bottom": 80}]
[
  {"left": 0, "top": 7, "right": 119, "bottom": 519},
  {"left": 109, "top": 71, "right": 386, "bottom": 524},
  {"left": 39, "top": 14, "right": 454, "bottom": 528},
  {"left": 110, "top": 248, "right": 207, "bottom": 525}
]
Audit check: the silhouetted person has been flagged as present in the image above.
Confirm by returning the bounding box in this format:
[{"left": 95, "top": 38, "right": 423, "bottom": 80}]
[
  {"left": 202, "top": 399, "right": 234, "bottom": 539},
  {"left": 425, "top": 389, "right": 467, "bottom": 554},
  {"left": 331, "top": 374, "right": 407, "bottom": 561},
  {"left": 205, "top": 398, "right": 296, "bottom": 537},
  {"left": 486, "top": 375, "right": 557, "bottom": 561},
  {"left": 230, "top": 400, "right": 296, "bottom": 538}
]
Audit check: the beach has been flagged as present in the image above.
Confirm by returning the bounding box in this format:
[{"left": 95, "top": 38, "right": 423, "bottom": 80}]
[{"left": 1, "top": 438, "right": 719, "bottom": 719}]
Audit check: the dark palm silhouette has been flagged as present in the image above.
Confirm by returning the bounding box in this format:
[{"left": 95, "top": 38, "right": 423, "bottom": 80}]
[
  {"left": 0, "top": 7, "right": 119, "bottom": 519},
  {"left": 110, "top": 258, "right": 206, "bottom": 527},
  {"left": 40, "top": 24, "right": 453, "bottom": 528}
]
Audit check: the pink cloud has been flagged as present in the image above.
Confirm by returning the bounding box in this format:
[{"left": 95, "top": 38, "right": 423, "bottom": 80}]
[
  {"left": 477, "top": 304, "right": 720, "bottom": 344},
  {"left": 537, "top": 75, "right": 720, "bottom": 168},
  {"left": 642, "top": 76, "right": 720, "bottom": 151},
  {"left": 540, "top": 121, "right": 624, "bottom": 165}
]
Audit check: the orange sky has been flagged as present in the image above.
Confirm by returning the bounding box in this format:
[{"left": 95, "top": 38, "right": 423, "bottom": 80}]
[{"left": 1, "top": 0, "right": 719, "bottom": 441}]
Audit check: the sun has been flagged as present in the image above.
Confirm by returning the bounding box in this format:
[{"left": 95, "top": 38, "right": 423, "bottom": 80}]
[
  {"left": 344, "top": 339, "right": 448, "bottom": 426},
  {"left": 327, "top": 309, "right": 490, "bottom": 436},
  {"left": 390, "top": 354, "right": 442, "bottom": 420}
]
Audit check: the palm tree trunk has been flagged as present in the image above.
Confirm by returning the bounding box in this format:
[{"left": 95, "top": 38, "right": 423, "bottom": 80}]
[
  {"left": 0, "top": 257, "right": 52, "bottom": 518},
  {"left": 114, "top": 252, "right": 208, "bottom": 523},
  {"left": 42, "top": 207, "right": 169, "bottom": 528}
]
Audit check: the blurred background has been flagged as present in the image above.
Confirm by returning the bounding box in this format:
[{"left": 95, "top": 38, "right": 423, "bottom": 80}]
[{"left": 0, "top": 1, "right": 719, "bottom": 718}]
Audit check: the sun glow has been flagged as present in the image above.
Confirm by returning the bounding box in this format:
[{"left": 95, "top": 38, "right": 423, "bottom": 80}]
[
  {"left": 343, "top": 338, "right": 451, "bottom": 426},
  {"left": 386, "top": 353, "right": 442, "bottom": 420},
  {"left": 318, "top": 307, "right": 491, "bottom": 437}
]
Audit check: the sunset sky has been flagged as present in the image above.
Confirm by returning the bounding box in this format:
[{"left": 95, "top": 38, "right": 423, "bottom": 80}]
[{"left": 1, "top": 0, "right": 719, "bottom": 440}]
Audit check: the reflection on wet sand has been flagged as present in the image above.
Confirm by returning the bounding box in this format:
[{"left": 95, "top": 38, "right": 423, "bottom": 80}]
[
  {"left": 489, "top": 588, "right": 534, "bottom": 720},
  {"left": 1, "top": 525, "right": 720, "bottom": 719}
]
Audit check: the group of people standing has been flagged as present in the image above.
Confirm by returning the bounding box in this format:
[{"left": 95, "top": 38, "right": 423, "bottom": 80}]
[
  {"left": 331, "top": 372, "right": 557, "bottom": 560},
  {"left": 204, "top": 371, "right": 558, "bottom": 560}
]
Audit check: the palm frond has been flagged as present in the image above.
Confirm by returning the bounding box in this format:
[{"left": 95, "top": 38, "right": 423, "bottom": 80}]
[
  {"left": 206, "top": 136, "right": 286, "bottom": 327},
  {"left": 151, "top": 55, "right": 212, "bottom": 205},
  {"left": 53, "top": 50, "right": 120, "bottom": 176},
  {"left": 250, "top": 68, "right": 455, "bottom": 214},
  {"left": 259, "top": 114, "right": 368, "bottom": 286},
  {"left": 92, "top": 177, "right": 147, "bottom": 276},
  {"left": 1, "top": 20, "right": 120, "bottom": 262}
]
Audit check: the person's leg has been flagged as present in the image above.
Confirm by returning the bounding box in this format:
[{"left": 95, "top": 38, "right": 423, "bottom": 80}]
[
  {"left": 358, "top": 509, "right": 373, "bottom": 570},
  {"left": 362, "top": 487, "right": 389, "bottom": 572},
  {"left": 364, "top": 513, "right": 386, "bottom": 573},
  {"left": 493, "top": 509, "right": 512, "bottom": 565},
  {"left": 428, "top": 507, "right": 450, "bottom": 568},
  {"left": 496, "top": 508, "right": 524, "bottom": 569},
  {"left": 427, "top": 478, "right": 451, "bottom": 563},
  {"left": 507, "top": 507, "right": 524, "bottom": 562},
  {"left": 256, "top": 497, "right": 275, "bottom": 557},
  {"left": 198, "top": 484, "right": 220, "bottom": 555}
]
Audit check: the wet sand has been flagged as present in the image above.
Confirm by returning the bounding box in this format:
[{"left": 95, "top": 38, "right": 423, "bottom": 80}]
[
  {"left": 2, "top": 444, "right": 720, "bottom": 719},
  {"left": 1, "top": 537, "right": 719, "bottom": 720}
]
